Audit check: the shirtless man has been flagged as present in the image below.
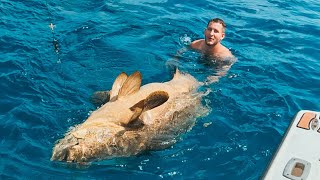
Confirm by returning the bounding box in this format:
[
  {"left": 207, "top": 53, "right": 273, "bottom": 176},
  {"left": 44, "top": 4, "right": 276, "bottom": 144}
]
[
  {"left": 167, "top": 18, "right": 235, "bottom": 83},
  {"left": 190, "top": 18, "right": 233, "bottom": 59},
  {"left": 190, "top": 18, "right": 235, "bottom": 83}
]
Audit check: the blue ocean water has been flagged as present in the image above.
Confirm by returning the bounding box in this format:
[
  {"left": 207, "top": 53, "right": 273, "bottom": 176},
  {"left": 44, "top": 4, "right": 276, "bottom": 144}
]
[{"left": 1, "top": 0, "right": 319, "bottom": 179}]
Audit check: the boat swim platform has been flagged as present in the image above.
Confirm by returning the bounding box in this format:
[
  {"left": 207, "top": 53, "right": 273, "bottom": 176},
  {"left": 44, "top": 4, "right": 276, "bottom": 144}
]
[{"left": 262, "top": 110, "right": 320, "bottom": 180}]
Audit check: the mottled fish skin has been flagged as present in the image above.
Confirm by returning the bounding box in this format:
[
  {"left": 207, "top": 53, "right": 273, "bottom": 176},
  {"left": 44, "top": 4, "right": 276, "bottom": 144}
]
[{"left": 51, "top": 70, "right": 209, "bottom": 163}]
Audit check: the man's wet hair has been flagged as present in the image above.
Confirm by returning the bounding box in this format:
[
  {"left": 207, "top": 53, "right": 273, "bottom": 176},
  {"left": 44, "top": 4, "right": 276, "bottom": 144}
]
[{"left": 207, "top": 18, "right": 226, "bottom": 32}]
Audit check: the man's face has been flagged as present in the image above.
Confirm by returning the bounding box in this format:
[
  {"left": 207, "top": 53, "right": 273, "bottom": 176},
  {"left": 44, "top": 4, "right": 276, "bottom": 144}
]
[{"left": 204, "top": 22, "right": 225, "bottom": 46}]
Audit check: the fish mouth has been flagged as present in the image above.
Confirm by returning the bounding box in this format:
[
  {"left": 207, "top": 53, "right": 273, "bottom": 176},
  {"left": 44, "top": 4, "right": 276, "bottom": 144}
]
[{"left": 51, "top": 134, "right": 80, "bottom": 162}]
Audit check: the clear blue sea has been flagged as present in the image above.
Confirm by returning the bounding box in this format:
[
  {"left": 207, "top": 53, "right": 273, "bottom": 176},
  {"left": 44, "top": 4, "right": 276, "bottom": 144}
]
[{"left": 1, "top": 0, "right": 319, "bottom": 179}]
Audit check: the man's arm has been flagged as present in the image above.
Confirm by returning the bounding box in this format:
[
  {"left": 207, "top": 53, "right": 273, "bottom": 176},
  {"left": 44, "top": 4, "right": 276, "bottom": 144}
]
[
  {"left": 169, "top": 39, "right": 203, "bottom": 62},
  {"left": 190, "top": 39, "right": 203, "bottom": 52}
]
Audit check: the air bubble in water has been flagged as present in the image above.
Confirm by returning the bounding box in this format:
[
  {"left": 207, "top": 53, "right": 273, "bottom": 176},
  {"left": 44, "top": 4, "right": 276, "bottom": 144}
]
[{"left": 179, "top": 34, "right": 192, "bottom": 45}]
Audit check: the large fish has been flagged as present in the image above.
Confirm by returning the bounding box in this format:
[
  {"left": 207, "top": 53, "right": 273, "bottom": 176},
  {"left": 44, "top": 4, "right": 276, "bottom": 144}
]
[{"left": 51, "top": 70, "right": 209, "bottom": 163}]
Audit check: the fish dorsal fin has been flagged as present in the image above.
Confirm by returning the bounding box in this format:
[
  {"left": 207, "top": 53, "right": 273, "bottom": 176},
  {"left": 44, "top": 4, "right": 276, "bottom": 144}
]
[
  {"left": 172, "top": 68, "right": 182, "bottom": 80},
  {"left": 118, "top": 71, "right": 142, "bottom": 99},
  {"left": 110, "top": 72, "right": 128, "bottom": 101},
  {"left": 125, "top": 91, "right": 169, "bottom": 126}
]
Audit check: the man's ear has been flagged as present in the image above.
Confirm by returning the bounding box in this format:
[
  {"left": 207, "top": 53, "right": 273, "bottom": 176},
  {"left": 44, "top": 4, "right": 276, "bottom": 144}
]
[{"left": 220, "top": 33, "right": 225, "bottom": 41}]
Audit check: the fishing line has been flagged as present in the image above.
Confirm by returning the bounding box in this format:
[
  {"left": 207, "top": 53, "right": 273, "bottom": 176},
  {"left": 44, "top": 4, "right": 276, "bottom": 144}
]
[
  {"left": 45, "top": 0, "right": 66, "bottom": 89},
  {"left": 45, "top": 0, "right": 61, "bottom": 63}
]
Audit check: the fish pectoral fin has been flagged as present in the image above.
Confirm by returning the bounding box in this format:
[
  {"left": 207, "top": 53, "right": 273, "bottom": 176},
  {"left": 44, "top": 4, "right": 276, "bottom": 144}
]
[
  {"left": 143, "top": 91, "right": 169, "bottom": 111},
  {"left": 129, "top": 106, "right": 143, "bottom": 122},
  {"left": 120, "top": 107, "right": 145, "bottom": 129},
  {"left": 119, "top": 99, "right": 144, "bottom": 127},
  {"left": 118, "top": 71, "right": 142, "bottom": 99},
  {"left": 129, "top": 99, "right": 145, "bottom": 111},
  {"left": 91, "top": 91, "right": 110, "bottom": 107},
  {"left": 122, "top": 99, "right": 145, "bottom": 126},
  {"left": 124, "top": 91, "right": 168, "bottom": 126},
  {"left": 120, "top": 99, "right": 145, "bottom": 127},
  {"left": 110, "top": 72, "right": 128, "bottom": 101}
]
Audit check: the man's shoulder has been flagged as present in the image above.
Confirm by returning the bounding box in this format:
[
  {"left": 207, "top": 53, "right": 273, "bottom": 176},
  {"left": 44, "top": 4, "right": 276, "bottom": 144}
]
[
  {"left": 190, "top": 39, "right": 204, "bottom": 50},
  {"left": 218, "top": 45, "right": 233, "bottom": 58}
]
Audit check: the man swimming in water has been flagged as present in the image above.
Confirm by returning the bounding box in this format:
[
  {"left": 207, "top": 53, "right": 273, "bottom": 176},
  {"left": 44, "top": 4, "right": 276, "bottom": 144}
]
[
  {"left": 168, "top": 18, "right": 236, "bottom": 83},
  {"left": 192, "top": 18, "right": 235, "bottom": 82},
  {"left": 190, "top": 18, "right": 233, "bottom": 60}
]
